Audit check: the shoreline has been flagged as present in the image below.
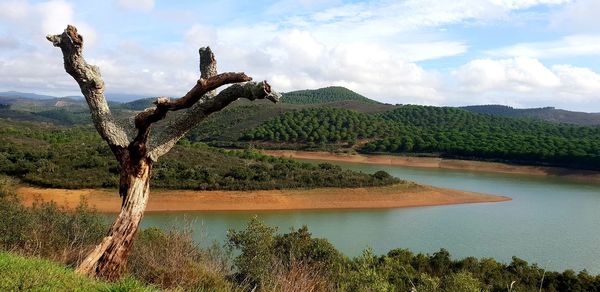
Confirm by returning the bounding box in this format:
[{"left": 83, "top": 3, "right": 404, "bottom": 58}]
[
  {"left": 16, "top": 184, "right": 510, "bottom": 213},
  {"left": 261, "top": 150, "right": 600, "bottom": 183}
]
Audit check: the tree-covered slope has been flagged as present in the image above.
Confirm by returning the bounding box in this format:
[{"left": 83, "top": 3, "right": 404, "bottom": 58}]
[
  {"left": 462, "top": 104, "right": 600, "bottom": 126},
  {"left": 242, "top": 105, "right": 600, "bottom": 170},
  {"left": 0, "top": 119, "right": 398, "bottom": 190},
  {"left": 282, "top": 86, "right": 379, "bottom": 105},
  {"left": 242, "top": 107, "right": 406, "bottom": 144}
]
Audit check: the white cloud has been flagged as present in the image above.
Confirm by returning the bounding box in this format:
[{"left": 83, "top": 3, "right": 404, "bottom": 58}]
[
  {"left": 259, "top": 34, "right": 443, "bottom": 104},
  {"left": 455, "top": 57, "right": 561, "bottom": 92},
  {"left": 551, "top": 0, "right": 600, "bottom": 33},
  {"left": 36, "top": 0, "right": 74, "bottom": 34},
  {"left": 115, "top": 0, "right": 154, "bottom": 12},
  {"left": 0, "top": 0, "right": 98, "bottom": 96},
  {"left": 0, "top": 1, "right": 29, "bottom": 21},
  {"left": 452, "top": 57, "right": 600, "bottom": 109},
  {"left": 184, "top": 24, "right": 218, "bottom": 49},
  {"left": 552, "top": 64, "right": 600, "bottom": 95},
  {"left": 2, "top": 0, "right": 599, "bottom": 111},
  {"left": 491, "top": 0, "right": 570, "bottom": 9},
  {"left": 488, "top": 35, "right": 600, "bottom": 59}
]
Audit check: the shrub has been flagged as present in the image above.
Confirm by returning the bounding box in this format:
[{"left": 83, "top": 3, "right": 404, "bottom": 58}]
[
  {"left": 443, "top": 271, "right": 482, "bottom": 292},
  {"left": 0, "top": 174, "right": 17, "bottom": 199},
  {"left": 129, "top": 227, "right": 232, "bottom": 291},
  {"left": 227, "top": 216, "right": 277, "bottom": 286},
  {"left": 0, "top": 178, "right": 106, "bottom": 266}
]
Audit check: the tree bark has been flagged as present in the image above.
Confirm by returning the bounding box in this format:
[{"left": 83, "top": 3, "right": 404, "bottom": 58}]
[
  {"left": 76, "top": 157, "right": 152, "bottom": 280},
  {"left": 47, "top": 25, "right": 280, "bottom": 281}
]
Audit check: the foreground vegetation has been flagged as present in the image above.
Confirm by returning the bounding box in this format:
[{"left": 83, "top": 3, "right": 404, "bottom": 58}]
[
  {"left": 0, "top": 252, "right": 153, "bottom": 291},
  {"left": 0, "top": 119, "right": 398, "bottom": 190},
  {"left": 243, "top": 106, "right": 600, "bottom": 170},
  {"left": 1, "top": 177, "right": 598, "bottom": 291}
]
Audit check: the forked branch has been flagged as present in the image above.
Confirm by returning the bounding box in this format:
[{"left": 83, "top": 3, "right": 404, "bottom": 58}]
[
  {"left": 48, "top": 25, "right": 281, "bottom": 162},
  {"left": 143, "top": 48, "right": 281, "bottom": 160},
  {"left": 46, "top": 25, "right": 129, "bottom": 149}
]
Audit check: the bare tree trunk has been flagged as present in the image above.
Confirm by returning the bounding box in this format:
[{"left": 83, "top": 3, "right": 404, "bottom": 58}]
[
  {"left": 76, "top": 157, "right": 152, "bottom": 280},
  {"left": 47, "top": 25, "right": 280, "bottom": 281}
]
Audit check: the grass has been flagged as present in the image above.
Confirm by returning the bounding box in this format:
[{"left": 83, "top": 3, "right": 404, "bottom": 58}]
[{"left": 0, "top": 251, "right": 156, "bottom": 291}]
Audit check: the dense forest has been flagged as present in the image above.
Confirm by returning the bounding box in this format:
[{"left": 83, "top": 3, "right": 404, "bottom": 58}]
[
  {"left": 242, "top": 107, "right": 406, "bottom": 145},
  {"left": 0, "top": 119, "right": 398, "bottom": 190},
  {"left": 462, "top": 105, "right": 600, "bottom": 126},
  {"left": 4, "top": 88, "right": 600, "bottom": 170},
  {"left": 243, "top": 105, "right": 600, "bottom": 170}
]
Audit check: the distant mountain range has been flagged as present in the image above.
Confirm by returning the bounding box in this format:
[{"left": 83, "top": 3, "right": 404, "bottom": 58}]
[
  {"left": 2, "top": 88, "right": 600, "bottom": 126},
  {"left": 460, "top": 105, "right": 600, "bottom": 126},
  {"left": 0, "top": 91, "right": 151, "bottom": 103}
]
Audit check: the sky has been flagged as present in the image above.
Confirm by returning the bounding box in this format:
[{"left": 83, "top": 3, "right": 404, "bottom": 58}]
[{"left": 1, "top": 0, "right": 600, "bottom": 111}]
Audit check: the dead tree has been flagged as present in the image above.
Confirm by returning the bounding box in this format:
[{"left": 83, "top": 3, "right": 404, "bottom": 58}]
[{"left": 46, "top": 25, "right": 280, "bottom": 280}]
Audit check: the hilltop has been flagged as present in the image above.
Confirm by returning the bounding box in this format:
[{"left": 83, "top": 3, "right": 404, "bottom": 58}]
[
  {"left": 281, "top": 86, "right": 380, "bottom": 104},
  {"left": 462, "top": 104, "right": 600, "bottom": 126}
]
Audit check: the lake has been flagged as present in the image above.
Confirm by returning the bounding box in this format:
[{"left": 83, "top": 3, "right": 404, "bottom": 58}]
[{"left": 141, "top": 160, "right": 600, "bottom": 273}]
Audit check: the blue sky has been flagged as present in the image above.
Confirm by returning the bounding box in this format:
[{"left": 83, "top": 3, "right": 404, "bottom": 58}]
[{"left": 1, "top": 0, "right": 600, "bottom": 111}]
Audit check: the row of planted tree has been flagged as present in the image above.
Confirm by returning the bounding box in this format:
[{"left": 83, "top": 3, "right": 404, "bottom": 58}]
[{"left": 243, "top": 106, "right": 600, "bottom": 170}]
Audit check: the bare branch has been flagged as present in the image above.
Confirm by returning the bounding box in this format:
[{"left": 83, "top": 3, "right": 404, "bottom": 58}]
[
  {"left": 200, "top": 47, "right": 218, "bottom": 96},
  {"left": 148, "top": 81, "right": 281, "bottom": 160},
  {"left": 46, "top": 25, "right": 129, "bottom": 149},
  {"left": 130, "top": 50, "right": 252, "bottom": 156}
]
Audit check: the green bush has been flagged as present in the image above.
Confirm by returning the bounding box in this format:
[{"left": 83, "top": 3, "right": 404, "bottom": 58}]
[
  {"left": 0, "top": 174, "right": 17, "bottom": 198},
  {"left": 0, "top": 197, "right": 106, "bottom": 265},
  {"left": 227, "top": 217, "right": 277, "bottom": 286},
  {"left": 443, "top": 271, "right": 482, "bottom": 292},
  {"left": 129, "top": 227, "right": 232, "bottom": 291}
]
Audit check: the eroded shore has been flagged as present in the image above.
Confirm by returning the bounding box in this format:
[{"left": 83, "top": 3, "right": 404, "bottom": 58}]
[
  {"left": 17, "top": 183, "right": 509, "bottom": 213},
  {"left": 261, "top": 150, "right": 600, "bottom": 183}
]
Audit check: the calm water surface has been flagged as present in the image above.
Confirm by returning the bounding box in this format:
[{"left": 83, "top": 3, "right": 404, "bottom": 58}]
[{"left": 141, "top": 160, "right": 600, "bottom": 273}]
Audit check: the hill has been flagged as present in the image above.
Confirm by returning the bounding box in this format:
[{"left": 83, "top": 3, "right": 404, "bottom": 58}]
[
  {"left": 4, "top": 89, "right": 600, "bottom": 170},
  {"left": 462, "top": 104, "right": 600, "bottom": 126},
  {"left": 0, "top": 87, "right": 395, "bottom": 140},
  {"left": 243, "top": 105, "right": 600, "bottom": 170},
  {"left": 0, "top": 119, "right": 398, "bottom": 190},
  {"left": 281, "top": 86, "right": 380, "bottom": 104},
  {"left": 0, "top": 91, "right": 61, "bottom": 100},
  {"left": 0, "top": 96, "right": 90, "bottom": 125}
]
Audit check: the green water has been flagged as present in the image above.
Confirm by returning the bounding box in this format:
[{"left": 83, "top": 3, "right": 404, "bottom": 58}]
[{"left": 141, "top": 160, "right": 600, "bottom": 273}]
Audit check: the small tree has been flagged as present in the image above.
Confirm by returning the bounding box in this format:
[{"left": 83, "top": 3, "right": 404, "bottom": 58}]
[{"left": 46, "top": 25, "right": 280, "bottom": 280}]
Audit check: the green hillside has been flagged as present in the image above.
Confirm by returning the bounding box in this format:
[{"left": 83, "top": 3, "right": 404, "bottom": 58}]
[
  {"left": 0, "top": 119, "right": 398, "bottom": 190},
  {"left": 462, "top": 104, "right": 600, "bottom": 126},
  {"left": 4, "top": 89, "right": 600, "bottom": 170},
  {"left": 282, "top": 86, "right": 379, "bottom": 104},
  {"left": 243, "top": 105, "right": 600, "bottom": 170},
  {"left": 117, "top": 97, "right": 156, "bottom": 110},
  {"left": 242, "top": 107, "right": 407, "bottom": 145}
]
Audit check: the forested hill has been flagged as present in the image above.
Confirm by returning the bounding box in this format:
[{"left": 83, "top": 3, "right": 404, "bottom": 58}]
[
  {"left": 461, "top": 104, "right": 600, "bottom": 126},
  {"left": 0, "top": 119, "right": 398, "bottom": 190},
  {"left": 281, "top": 86, "right": 379, "bottom": 104},
  {"left": 243, "top": 105, "right": 600, "bottom": 170},
  {"left": 4, "top": 90, "right": 600, "bottom": 170}
]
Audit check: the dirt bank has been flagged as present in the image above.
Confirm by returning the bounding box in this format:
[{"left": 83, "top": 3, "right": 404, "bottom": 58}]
[
  {"left": 261, "top": 150, "right": 600, "bottom": 183},
  {"left": 17, "top": 183, "right": 509, "bottom": 213}
]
